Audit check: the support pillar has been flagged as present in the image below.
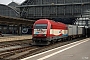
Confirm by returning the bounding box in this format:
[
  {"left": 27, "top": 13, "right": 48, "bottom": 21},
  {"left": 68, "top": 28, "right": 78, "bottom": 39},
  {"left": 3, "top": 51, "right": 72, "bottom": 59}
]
[
  {"left": 7, "top": 25, "right": 9, "bottom": 34},
  {"left": 18, "top": 24, "right": 22, "bottom": 35}
]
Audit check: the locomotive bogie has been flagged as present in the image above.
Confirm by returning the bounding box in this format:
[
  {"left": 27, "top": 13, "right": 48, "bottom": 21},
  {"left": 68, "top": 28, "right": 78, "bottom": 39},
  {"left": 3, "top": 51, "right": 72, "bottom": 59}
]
[{"left": 32, "top": 38, "right": 50, "bottom": 45}]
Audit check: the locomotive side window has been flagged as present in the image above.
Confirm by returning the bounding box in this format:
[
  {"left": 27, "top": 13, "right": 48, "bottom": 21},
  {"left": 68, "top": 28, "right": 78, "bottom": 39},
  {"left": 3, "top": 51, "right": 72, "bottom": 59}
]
[{"left": 34, "top": 24, "right": 47, "bottom": 29}]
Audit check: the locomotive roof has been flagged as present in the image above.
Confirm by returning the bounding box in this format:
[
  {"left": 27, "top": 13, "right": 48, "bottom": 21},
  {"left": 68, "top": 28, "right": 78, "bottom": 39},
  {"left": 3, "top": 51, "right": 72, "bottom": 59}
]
[{"left": 35, "top": 19, "right": 66, "bottom": 26}]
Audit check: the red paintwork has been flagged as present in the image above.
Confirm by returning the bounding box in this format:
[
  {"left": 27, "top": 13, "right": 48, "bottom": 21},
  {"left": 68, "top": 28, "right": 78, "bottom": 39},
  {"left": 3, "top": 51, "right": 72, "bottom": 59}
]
[{"left": 32, "top": 19, "right": 67, "bottom": 38}]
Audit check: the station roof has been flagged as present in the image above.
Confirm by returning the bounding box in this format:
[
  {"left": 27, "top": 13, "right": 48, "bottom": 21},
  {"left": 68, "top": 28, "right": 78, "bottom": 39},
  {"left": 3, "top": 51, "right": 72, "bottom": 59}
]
[
  {"left": 18, "top": 2, "right": 90, "bottom": 7},
  {"left": 0, "top": 15, "right": 35, "bottom": 25}
]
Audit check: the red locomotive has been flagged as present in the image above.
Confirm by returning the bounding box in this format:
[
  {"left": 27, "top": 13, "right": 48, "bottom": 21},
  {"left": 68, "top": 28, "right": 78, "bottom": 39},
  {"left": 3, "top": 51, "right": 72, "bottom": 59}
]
[{"left": 32, "top": 19, "right": 68, "bottom": 45}]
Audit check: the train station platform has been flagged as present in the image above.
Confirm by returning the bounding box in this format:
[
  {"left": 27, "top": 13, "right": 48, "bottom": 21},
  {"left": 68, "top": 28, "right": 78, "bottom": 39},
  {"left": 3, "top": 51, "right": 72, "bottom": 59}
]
[
  {"left": 0, "top": 34, "right": 32, "bottom": 42},
  {"left": 21, "top": 38, "right": 90, "bottom": 60}
]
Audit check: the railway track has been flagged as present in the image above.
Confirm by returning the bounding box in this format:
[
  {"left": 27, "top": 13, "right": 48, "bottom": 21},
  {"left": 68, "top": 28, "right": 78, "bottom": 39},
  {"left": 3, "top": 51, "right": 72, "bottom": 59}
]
[
  {"left": 0, "top": 46, "right": 38, "bottom": 59},
  {"left": 0, "top": 37, "right": 85, "bottom": 60},
  {"left": 0, "top": 39, "right": 32, "bottom": 48}
]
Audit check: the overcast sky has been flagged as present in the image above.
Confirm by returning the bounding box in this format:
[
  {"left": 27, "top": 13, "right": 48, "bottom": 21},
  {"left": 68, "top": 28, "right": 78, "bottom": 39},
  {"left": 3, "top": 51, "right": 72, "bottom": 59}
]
[{"left": 0, "top": 0, "right": 25, "bottom": 5}]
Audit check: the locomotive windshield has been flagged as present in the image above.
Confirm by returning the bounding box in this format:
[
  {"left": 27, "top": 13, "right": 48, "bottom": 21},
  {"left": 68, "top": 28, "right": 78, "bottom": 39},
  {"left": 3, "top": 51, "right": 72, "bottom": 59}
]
[{"left": 34, "top": 24, "right": 47, "bottom": 29}]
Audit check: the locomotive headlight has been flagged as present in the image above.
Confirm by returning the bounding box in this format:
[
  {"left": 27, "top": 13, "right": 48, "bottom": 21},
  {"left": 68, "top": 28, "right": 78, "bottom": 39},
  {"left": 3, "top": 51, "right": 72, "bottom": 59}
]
[{"left": 43, "top": 34, "right": 46, "bottom": 36}]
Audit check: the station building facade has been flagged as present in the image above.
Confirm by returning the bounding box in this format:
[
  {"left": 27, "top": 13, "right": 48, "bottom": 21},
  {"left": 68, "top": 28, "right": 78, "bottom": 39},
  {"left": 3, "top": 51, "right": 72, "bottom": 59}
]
[
  {"left": 0, "top": 0, "right": 90, "bottom": 35},
  {"left": 0, "top": 2, "right": 32, "bottom": 34},
  {"left": 0, "top": 2, "right": 20, "bottom": 17},
  {"left": 19, "top": 0, "right": 90, "bottom": 24},
  {"left": 19, "top": 0, "right": 90, "bottom": 36},
  {"left": 0, "top": 2, "right": 19, "bottom": 34}
]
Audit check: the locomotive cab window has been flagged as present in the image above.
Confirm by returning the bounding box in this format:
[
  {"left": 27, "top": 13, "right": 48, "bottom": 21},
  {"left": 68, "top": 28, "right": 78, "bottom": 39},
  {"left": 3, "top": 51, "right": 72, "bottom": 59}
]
[{"left": 34, "top": 24, "right": 47, "bottom": 29}]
